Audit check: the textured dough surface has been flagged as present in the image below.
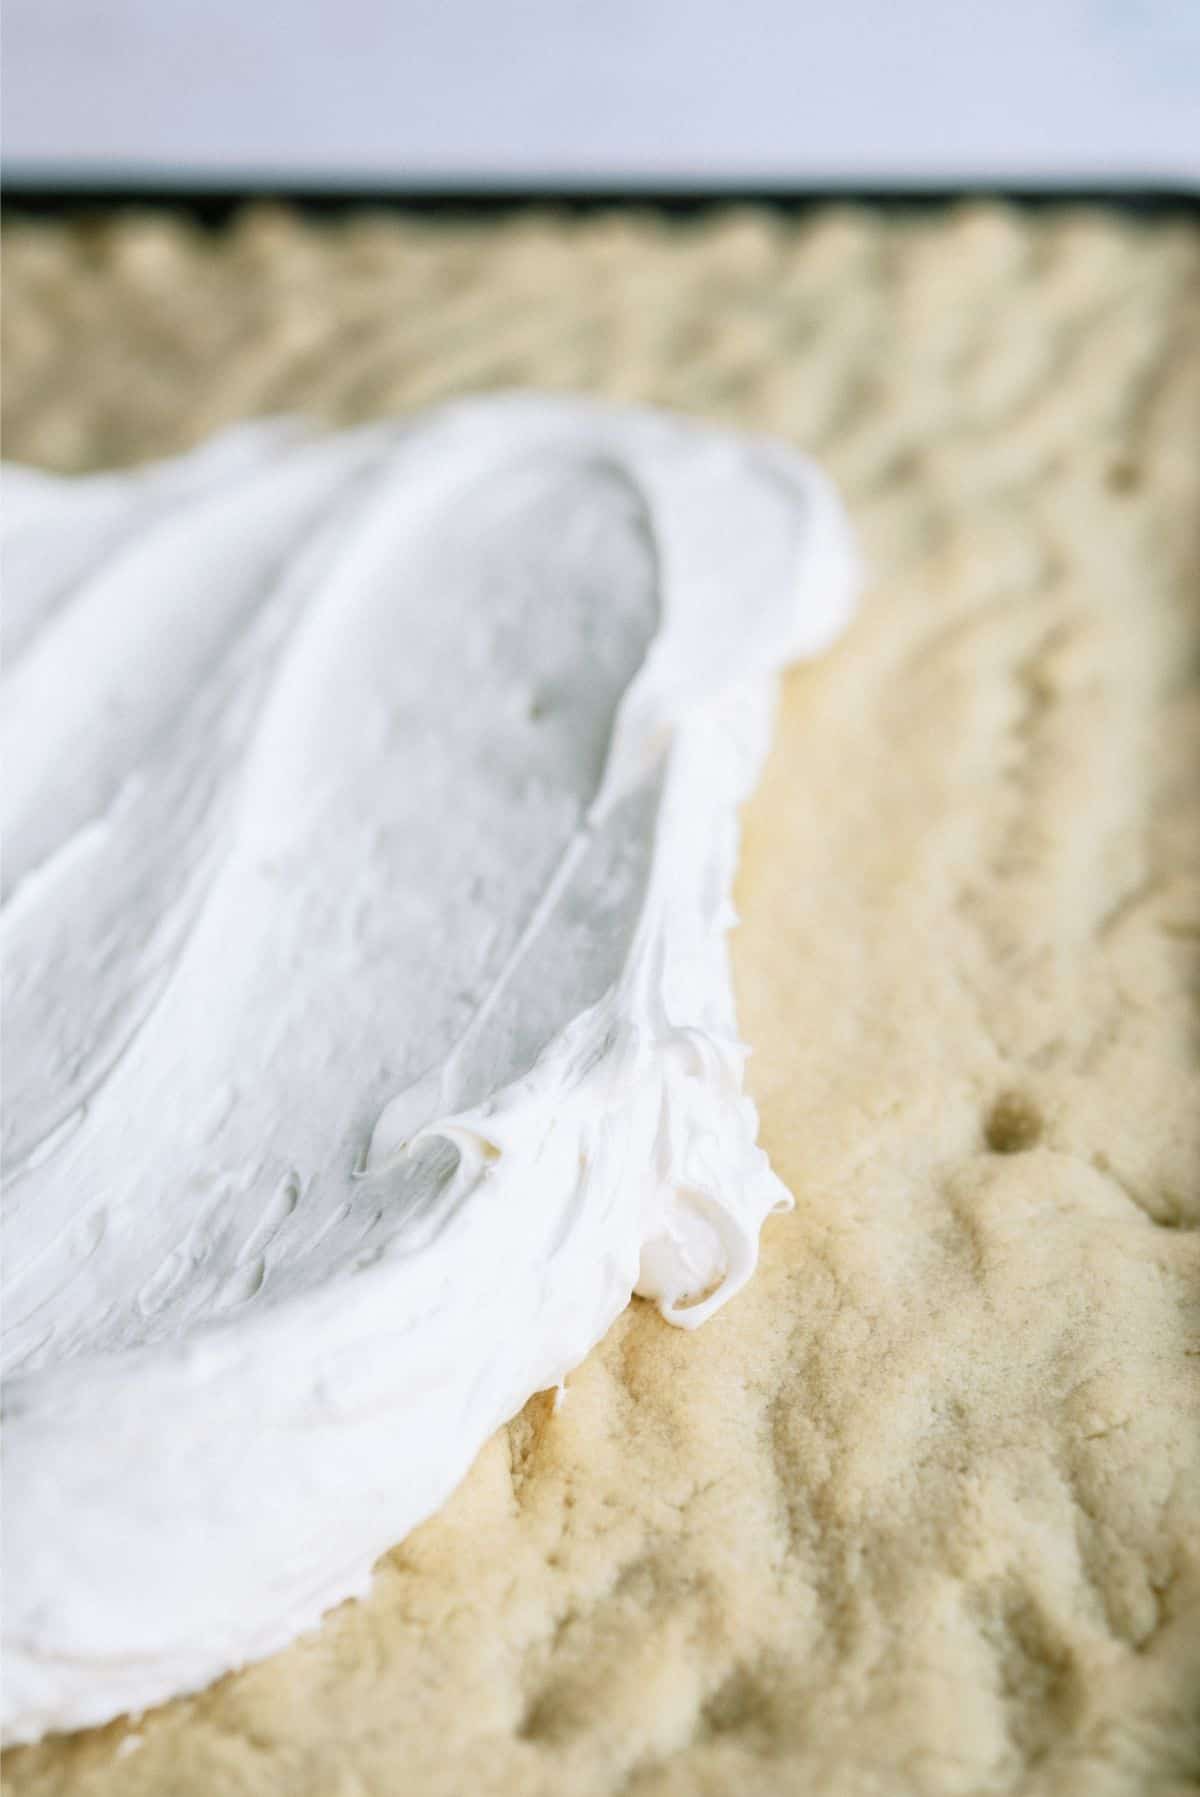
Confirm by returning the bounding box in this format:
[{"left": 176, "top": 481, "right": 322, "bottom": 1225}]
[{"left": 3, "top": 202, "right": 1199, "bottom": 1796}]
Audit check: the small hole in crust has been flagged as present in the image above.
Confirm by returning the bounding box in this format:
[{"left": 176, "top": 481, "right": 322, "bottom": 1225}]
[
  {"left": 1106, "top": 460, "right": 1140, "bottom": 494},
  {"left": 701, "top": 1666, "right": 771, "bottom": 1737},
  {"left": 985, "top": 1092, "right": 1043, "bottom": 1154}
]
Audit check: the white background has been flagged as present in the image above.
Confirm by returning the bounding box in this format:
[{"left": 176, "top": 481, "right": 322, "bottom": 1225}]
[{"left": 4, "top": 0, "right": 1198, "bottom": 189}]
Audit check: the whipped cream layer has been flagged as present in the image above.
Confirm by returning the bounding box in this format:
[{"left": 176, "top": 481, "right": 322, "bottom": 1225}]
[{"left": 1, "top": 396, "right": 858, "bottom": 1744}]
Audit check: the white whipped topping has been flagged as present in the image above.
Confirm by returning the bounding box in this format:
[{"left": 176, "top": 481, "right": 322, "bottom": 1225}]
[{"left": 0, "top": 395, "right": 858, "bottom": 1745}]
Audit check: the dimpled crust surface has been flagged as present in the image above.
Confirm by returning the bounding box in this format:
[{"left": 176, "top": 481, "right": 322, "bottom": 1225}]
[{"left": 3, "top": 202, "right": 1199, "bottom": 1797}]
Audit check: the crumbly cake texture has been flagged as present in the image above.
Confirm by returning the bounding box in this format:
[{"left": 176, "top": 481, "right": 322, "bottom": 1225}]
[{"left": 3, "top": 203, "right": 1199, "bottom": 1797}]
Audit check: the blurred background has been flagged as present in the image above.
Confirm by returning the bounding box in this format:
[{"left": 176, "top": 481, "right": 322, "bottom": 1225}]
[{"left": 4, "top": 0, "right": 1199, "bottom": 193}]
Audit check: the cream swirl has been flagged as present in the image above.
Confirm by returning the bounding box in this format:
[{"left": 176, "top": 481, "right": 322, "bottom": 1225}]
[{"left": 1, "top": 396, "right": 858, "bottom": 1744}]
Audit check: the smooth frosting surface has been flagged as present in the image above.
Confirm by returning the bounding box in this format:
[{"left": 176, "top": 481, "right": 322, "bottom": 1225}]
[{"left": 1, "top": 395, "right": 858, "bottom": 1744}]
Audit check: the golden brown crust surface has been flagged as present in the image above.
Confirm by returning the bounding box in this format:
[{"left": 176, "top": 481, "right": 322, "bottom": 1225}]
[{"left": 4, "top": 202, "right": 1199, "bottom": 1796}]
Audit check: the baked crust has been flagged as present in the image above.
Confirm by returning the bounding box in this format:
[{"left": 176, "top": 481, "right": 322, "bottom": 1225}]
[{"left": 4, "top": 202, "right": 1198, "bottom": 1796}]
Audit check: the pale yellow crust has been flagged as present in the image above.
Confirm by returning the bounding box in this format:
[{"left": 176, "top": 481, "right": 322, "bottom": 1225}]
[{"left": 4, "top": 203, "right": 1199, "bottom": 1796}]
